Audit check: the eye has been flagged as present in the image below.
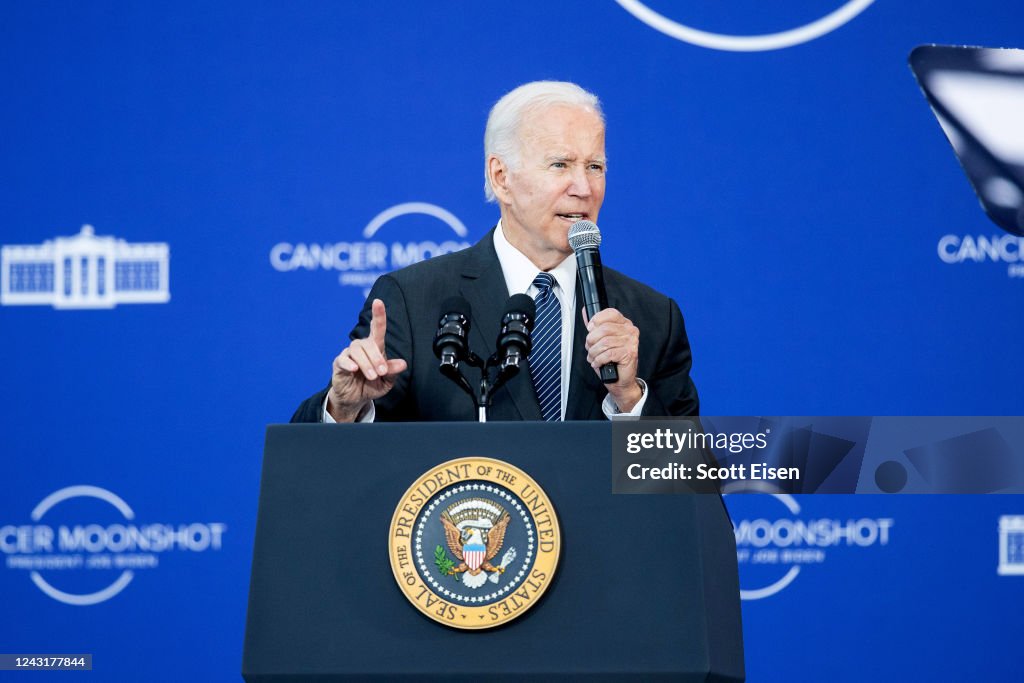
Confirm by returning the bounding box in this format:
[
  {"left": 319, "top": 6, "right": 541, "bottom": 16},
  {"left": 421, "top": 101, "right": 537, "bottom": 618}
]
[
  {"left": 588, "top": 163, "right": 606, "bottom": 173},
  {"left": 550, "top": 161, "right": 567, "bottom": 169}
]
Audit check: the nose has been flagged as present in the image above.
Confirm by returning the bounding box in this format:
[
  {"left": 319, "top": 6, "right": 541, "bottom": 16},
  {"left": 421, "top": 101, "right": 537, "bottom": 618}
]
[{"left": 567, "top": 165, "right": 593, "bottom": 198}]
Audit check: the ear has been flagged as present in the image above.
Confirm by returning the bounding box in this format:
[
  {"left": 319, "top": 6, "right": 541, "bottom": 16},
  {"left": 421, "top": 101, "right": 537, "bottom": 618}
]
[{"left": 487, "top": 154, "right": 513, "bottom": 204}]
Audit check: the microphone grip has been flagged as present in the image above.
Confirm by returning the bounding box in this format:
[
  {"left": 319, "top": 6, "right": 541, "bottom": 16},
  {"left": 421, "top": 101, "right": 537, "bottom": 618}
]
[
  {"left": 576, "top": 248, "right": 608, "bottom": 317},
  {"left": 575, "top": 248, "right": 618, "bottom": 384}
]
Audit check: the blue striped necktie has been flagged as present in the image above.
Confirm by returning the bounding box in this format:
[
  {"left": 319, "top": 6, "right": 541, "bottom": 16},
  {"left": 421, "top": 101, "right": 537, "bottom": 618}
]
[{"left": 529, "top": 272, "right": 561, "bottom": 421}]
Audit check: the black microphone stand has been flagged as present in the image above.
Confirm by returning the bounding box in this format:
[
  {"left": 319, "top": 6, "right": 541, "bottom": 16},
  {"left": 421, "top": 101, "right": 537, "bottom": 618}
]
[{"left": 446, "top": 352, "right": 523, "bottom": 423}]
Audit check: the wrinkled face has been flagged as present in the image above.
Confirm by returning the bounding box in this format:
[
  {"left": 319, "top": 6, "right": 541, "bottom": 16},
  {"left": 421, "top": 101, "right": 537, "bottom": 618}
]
[{"left": 490, "top": 105, "right": 606, "bottom": 270}]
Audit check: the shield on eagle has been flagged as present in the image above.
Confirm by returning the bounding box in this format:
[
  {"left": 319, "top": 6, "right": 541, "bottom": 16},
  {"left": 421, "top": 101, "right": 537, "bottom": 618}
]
[{"left": 463, "top": 538, "right": 486, "bottom": 571}]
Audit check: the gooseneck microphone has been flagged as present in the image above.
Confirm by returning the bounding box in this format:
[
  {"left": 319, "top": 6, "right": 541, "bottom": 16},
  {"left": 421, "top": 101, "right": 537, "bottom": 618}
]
[
  {"left": 495, "top": 293, "right": 535, "bottom": 373},
  {"left": 568, "top": 220, "right": 619, "bottom": 384},
  {"left": 431, "top": 294, "right": 539, "bottom": 422},
  {"left": 432, "top": 296, "right": 472, "bottom": 368}
]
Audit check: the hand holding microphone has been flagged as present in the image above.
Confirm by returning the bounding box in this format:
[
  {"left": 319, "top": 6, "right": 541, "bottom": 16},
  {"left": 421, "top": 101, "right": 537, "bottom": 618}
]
[{"left": 569, "top": 220, "right": 643, "bottom": 412}]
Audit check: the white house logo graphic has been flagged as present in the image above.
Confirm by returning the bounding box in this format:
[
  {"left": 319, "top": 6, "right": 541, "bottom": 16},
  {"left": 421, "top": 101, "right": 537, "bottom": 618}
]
[
  {"left": 1, "top": 485, "right": 226, "bottom": 606},
  {"left": 614, "top": 0, "right": 875, "bottom": 52},
  {"left": 729, "top": 494, "right": 893, "bottom": 600},
  {"left": 270, "top": 201, "right": 470, "bottom": 295},
  {"left": 1, "top": 224, "right": 170, "bottom": 309},
  {"left": 998, "top": 515, "right": 1024, "bottom": 576}
]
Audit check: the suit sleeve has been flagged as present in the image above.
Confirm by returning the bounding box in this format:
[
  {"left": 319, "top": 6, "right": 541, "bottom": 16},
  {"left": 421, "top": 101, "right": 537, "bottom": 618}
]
[
  {"left": 640, "top": 297, "right": 700, "bottom": 417},
  {"left": 290, "top": 386, "right": 330, "bottom": 423},
  {"left": 289, "top": 274, "right": 416, "bottom": 423}
]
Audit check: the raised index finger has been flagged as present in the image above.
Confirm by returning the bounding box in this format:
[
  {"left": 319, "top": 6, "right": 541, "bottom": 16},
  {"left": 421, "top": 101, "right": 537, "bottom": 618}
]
[{"left": 369, "top": 298, "right": 388, "bottom": 349}]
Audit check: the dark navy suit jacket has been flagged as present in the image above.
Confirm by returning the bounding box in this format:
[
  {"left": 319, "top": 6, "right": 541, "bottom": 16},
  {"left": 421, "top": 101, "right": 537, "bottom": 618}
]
[{"left": 291, "top": 229, "right": 699, "bottom": 422}]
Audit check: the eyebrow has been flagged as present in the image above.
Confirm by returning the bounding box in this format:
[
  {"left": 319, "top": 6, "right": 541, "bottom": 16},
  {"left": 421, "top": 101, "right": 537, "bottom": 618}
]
[{"left": 544, "top": 155, "right": 608, "bottom": 164}]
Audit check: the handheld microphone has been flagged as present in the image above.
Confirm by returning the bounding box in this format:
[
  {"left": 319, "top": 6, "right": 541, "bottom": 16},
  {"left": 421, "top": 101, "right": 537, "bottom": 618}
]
[
  {"left": 432, "top": 296, "right": 472, "bottom": 369},
  {"left": 495, "top": 294, "right": 535, "bottom": 373},
  {"left": 568, "top": 220, "right": 618, "bottom": 384}
]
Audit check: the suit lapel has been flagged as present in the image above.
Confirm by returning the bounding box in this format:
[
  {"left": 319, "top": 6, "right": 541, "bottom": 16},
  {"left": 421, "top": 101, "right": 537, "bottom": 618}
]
[{"left": 458, "top": 230, "right": 541, "bottom": 421}]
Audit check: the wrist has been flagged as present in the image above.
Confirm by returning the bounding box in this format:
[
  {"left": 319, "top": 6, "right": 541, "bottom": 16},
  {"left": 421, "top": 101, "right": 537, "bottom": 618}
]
[
  {"left": 609, "top": 379, "right": 644, "bottom": 413},
  {"left": 328, "top": 396, "right": 369, "bottom": 423}
]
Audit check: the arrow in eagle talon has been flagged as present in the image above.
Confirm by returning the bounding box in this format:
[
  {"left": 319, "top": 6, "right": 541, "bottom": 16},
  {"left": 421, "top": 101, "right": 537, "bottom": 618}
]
[{"left": 489, "top": 547, "right": 518, "bottom": 583}]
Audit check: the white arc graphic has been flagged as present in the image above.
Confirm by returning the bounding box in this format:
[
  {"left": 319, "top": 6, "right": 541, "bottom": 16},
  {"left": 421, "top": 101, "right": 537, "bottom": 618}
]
[{"left": 615, "top": 0, "right": 876, "bottom": 52}]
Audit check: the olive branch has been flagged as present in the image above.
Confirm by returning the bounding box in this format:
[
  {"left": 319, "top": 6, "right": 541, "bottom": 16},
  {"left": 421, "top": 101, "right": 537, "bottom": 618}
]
[{"left": 434, "top": 545, "right": 460, "bottom": 582}]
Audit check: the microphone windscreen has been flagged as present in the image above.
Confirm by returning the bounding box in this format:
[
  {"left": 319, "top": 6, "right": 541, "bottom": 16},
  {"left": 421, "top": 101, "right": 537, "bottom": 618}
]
[
  {"left": 438, "top": 296, "right": 472, "bottom": 319},
  {"left": 504, "top": 293, "right": 536, "bottom": 329},
  {"left": 568, "top": 220, "right": 601, "bottom": 252}
]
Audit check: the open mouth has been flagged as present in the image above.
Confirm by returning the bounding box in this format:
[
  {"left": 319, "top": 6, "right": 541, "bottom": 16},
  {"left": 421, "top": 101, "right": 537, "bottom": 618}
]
[{"left": 556, "top": 213, "right": 588, "bottom": 222}]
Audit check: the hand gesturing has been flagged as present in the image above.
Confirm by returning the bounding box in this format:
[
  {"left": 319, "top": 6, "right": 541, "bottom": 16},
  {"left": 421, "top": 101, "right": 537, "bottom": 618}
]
[{"left": 328, "top": 298, "right": 408, "bottom": 422}]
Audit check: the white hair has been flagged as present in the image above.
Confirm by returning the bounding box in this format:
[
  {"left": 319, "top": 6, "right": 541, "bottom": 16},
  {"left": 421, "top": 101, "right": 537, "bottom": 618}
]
[{"left": 483, "top": 81, "right": 604, "bottom": 202}]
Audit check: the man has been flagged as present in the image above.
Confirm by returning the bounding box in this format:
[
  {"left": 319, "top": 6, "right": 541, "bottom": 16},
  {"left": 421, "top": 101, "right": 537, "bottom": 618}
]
[{"left": 292, "top": 81, "right": 698, "bottom": 423}]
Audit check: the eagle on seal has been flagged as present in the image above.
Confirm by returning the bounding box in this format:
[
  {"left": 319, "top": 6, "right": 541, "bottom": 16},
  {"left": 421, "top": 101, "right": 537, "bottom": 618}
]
[{"left": 441, "top": 510, "right": 510, "bottom": 578}]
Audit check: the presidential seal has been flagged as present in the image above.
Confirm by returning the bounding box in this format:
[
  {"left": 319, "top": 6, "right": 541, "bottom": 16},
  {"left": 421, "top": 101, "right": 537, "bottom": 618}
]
[{"left": 388, "top": 457, "right": 560, "bottom": 629}]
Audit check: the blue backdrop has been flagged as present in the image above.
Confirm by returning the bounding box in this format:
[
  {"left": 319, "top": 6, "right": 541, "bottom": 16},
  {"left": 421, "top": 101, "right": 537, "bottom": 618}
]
[{"left": 2, "top": 2, "right": 1022, "bottom": 680}]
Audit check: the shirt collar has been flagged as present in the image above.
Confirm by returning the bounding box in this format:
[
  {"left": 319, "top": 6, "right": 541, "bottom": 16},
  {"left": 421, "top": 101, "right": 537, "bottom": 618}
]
[{"left": 493, "top": 219, "right": 577, "bottom": 298}]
